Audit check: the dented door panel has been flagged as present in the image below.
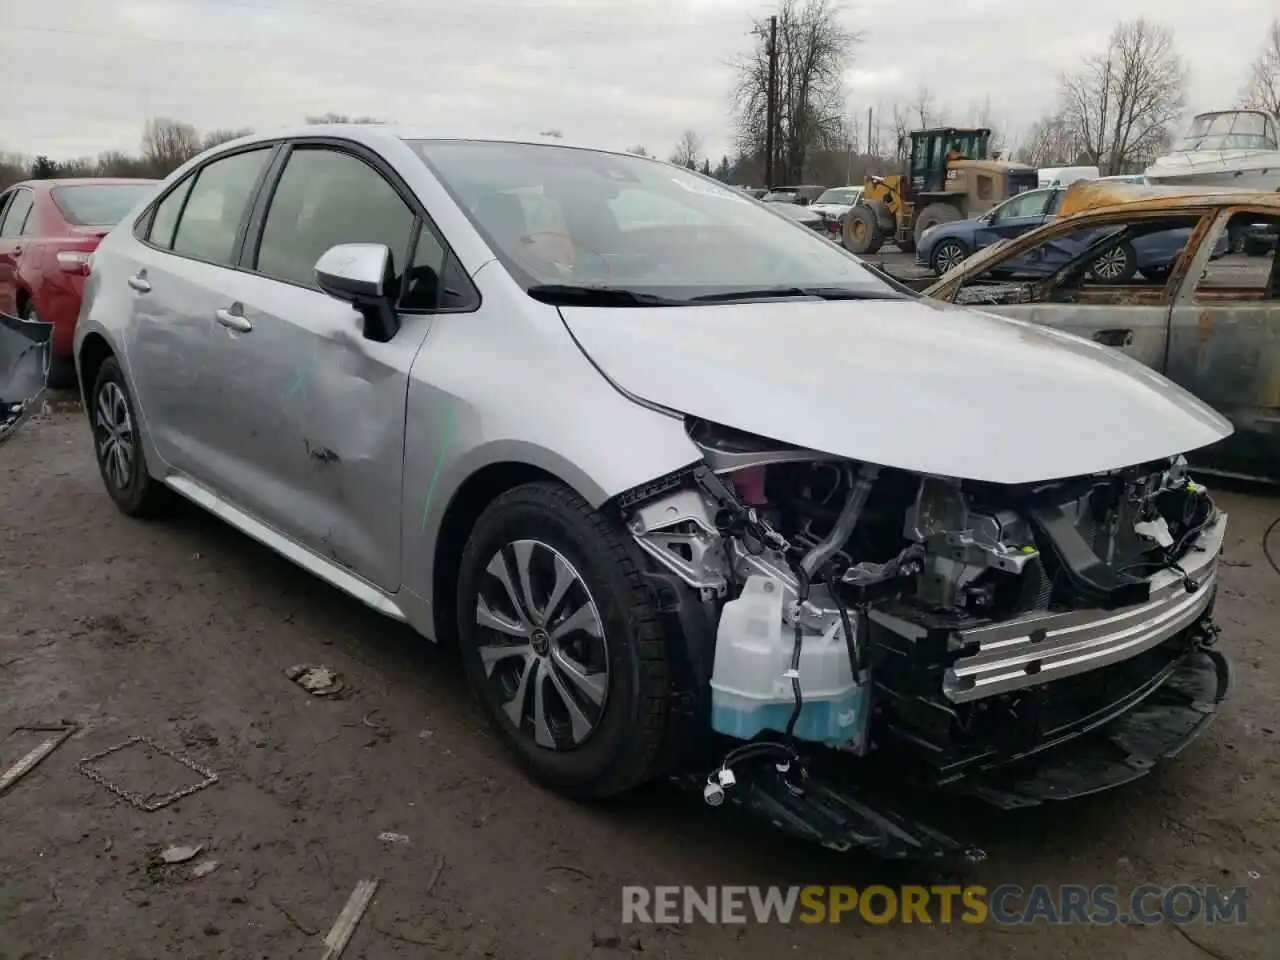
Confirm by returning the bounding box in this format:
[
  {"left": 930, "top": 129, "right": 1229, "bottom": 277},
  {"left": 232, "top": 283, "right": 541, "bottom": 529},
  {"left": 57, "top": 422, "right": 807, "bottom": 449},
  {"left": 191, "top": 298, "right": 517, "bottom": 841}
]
[{"left": 194, "top": 268, "right": 430, "bottom": 590}]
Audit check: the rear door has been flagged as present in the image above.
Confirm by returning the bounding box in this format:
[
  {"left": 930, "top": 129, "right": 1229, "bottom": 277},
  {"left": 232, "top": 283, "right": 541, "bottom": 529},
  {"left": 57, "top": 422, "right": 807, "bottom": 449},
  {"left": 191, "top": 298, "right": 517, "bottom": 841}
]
[
  {"left": 122, "top": 145, "right": 278, "bottom": 476},
  {"left": 0, "top": 188, "right": 35, "bottom": 316},
  {"left": 1167, "top": 206, "right": 1280, "bottom": 479},
  {"left": 215, "top": 140, "right": 471, "bottom": 589}
]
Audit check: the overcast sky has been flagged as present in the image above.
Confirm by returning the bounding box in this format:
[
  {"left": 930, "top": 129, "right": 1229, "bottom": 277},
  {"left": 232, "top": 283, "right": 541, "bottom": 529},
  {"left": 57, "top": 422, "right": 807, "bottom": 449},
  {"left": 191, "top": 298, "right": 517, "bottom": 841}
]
[{"left": 0, "top": 0, "right": 1272, "bottom": 163}]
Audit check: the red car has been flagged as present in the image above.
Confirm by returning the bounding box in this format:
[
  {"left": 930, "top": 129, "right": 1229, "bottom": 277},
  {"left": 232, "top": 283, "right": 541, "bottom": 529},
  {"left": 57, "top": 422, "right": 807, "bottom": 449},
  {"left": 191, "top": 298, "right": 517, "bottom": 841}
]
[{"left": 0, "top": 178, "right": 158, "bottom": 386}]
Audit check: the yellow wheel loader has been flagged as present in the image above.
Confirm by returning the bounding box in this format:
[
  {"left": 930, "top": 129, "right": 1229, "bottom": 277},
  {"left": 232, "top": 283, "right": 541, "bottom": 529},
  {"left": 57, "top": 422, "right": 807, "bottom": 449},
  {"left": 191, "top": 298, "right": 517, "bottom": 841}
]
[{"left": 844, "top": 127, "right": 1039, "bottom": 255}]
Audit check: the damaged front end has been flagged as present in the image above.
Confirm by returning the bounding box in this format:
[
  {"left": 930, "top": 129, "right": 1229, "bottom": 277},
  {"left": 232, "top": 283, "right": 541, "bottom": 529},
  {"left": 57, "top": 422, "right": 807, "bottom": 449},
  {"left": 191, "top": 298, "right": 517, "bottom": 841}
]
[
  {"left": 618, "top": 419, "right": 1231, "bottom": 861},
  {"left": 0, "top": 312, "right": 54, "bottom": 444}
]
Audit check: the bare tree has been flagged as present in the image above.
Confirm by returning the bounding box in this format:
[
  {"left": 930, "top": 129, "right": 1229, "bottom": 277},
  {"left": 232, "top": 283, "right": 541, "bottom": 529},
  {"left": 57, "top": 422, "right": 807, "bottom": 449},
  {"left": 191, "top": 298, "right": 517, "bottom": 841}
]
[
  {"left": 1059, "top": 19, "right": 1188, "bottom": 174},
  {"left": 0, "top": 151, "right": 31, "bottom": 190},
  {"left": 731, "top": 0, "right": 860, "bottom": 184},
  {"left": 910, "top": 84, "right": 940, "bottom": 128},
  {"left": 1239, "top": 19, "right": 1280, "bottom": 116},
  {"left": 305, "top": 113, "right": 390, "bottom": 125},
  {"left": 93, "top": 150, "right": 152, "bottom": 178},
  {"left": 141, "top": 118, "right": 202, "bottom": 176},
  {"left": 670, "top": 129, "right": 703, "bottom": 169},
  {"left": 1014, "top": 113, "right": 1087, "bottom": 167},
  {"left": 967, "top": 95, "right": 1006, "bottom": 154},
  {"left": 202, "top": 128, "right": 254, "bottom": 150}
]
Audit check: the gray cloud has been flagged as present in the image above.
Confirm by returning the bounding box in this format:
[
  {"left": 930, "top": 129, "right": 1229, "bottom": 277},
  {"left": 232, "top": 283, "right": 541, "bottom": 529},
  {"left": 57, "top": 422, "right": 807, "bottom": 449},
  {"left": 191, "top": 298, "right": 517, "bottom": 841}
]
[{"left": 0, "top": 0, "right": 1272, "bottom": 162}]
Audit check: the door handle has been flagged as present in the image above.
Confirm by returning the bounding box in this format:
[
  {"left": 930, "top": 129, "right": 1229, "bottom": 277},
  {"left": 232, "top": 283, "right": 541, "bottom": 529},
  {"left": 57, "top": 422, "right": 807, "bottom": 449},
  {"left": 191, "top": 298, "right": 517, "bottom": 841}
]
[
  {"left": 215, "top": 307, "right": 252, "bottom": 333},
  {"left": 127, "top": 274, "right": 151, "bottom": 293},
  {"left": 1093, "top": 328, "right": 1134, "bottom": 348}
]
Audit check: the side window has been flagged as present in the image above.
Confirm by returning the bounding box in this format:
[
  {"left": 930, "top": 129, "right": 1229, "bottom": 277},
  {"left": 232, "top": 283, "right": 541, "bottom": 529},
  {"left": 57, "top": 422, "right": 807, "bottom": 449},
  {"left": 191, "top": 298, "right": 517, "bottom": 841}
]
[
  {"left": 0, "top": 190, "right": 34, "bottom": 238},
  {"left": 954, "top": 214, "right": 1206, "bottom": 306},
  {"left": 172, "top": 148, "right": 272, "bottom": 266},
  {"left": 1195, "top": 212, "right": 1280, "bottom": 301},
  {"left": 147, "top": 176, "right": 195, "bottom": 250},
  {"left": 255, "top": 147, "right": 415, "bottom": 292},
  {"left": 401, "top": 227, "right": 446, "bottom": 310}
]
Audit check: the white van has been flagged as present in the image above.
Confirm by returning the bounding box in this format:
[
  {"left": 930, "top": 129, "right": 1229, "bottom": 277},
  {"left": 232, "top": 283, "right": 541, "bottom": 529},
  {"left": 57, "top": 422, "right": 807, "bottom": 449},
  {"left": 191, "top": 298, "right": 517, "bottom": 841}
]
[{"left": 1037, "top": 165, "right": 1101, "bottom": 188}]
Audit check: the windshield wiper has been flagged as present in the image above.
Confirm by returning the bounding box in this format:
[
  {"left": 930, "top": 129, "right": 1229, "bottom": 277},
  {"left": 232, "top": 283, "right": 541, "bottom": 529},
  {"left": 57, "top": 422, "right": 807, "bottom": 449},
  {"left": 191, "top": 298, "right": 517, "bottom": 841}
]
[
  {"left": 687, "top": 286, "right": 906, "bottom": 303},
  {"left": 526, "top": 284, "right": 681, "bottom": 307}
]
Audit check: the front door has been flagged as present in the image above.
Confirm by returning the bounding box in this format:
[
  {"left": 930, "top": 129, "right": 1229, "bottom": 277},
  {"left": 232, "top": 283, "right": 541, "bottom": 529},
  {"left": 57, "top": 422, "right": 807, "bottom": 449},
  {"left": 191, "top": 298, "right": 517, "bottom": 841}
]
[
  {"left": 975, "top": 188, "right": 1057, "bottom": 256},
  {"left": 220, "top": 143, "right": 448, "bottom": 589}
]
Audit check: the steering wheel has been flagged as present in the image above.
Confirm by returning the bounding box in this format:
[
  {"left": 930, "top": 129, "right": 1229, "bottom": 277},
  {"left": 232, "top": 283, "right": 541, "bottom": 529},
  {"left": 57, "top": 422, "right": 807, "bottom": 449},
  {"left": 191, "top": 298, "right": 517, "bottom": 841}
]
[{"left": 517, "top": 231, "right": 611, "bottom": 276}]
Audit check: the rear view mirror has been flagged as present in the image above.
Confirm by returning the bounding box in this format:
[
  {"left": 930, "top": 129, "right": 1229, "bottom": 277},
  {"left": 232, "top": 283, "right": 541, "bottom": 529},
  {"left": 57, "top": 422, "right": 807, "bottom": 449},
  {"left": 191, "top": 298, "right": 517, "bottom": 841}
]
[{"left": 315, "top": 243, "right": 400, "bottom": 343}]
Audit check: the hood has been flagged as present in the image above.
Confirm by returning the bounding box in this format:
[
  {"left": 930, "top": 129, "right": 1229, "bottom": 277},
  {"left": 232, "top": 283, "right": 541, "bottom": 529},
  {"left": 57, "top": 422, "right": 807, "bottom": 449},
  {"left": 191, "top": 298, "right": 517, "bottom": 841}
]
[
  {"left": 559, "top": 297, "right": 1232, "bottom": 485},
  {"left": 810, "top": 202, "right": 853, "bottom": 217}
]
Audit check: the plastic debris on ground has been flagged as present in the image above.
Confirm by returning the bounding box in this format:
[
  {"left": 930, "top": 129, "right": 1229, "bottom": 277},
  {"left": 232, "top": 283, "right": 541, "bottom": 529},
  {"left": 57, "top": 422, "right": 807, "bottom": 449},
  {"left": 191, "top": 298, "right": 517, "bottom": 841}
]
[{"left": 285, "top": 664, "right": 343, "bottom": 697}]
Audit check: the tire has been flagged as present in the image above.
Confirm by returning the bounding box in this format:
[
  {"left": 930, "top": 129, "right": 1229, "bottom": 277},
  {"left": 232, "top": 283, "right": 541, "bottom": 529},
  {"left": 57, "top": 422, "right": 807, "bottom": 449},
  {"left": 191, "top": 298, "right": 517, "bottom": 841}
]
[
  {"left": 930, "top": 239, "right": 969, "bottom": 275},
  {"left": 1087, "top": 241, "right": 1138, "bottom": 284},
  {"left": 843, "top": 205, "right": 883, "bottom": 255},
  {"left": 913, "top": 203, "right": 962, "bottom": 249},
  {"left": 89, "top": 356, "right": 173, "bottom": 517},
  {"left": 19, "top": 301, "right": 73, "bottom": 390},
  {"left": 456, "top": 481, "right": 671, "bottom": 799}
]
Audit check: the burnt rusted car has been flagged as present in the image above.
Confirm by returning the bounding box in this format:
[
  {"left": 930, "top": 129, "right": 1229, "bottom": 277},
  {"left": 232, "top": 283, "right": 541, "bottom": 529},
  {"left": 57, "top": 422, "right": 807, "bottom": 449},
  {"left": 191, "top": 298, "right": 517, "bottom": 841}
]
[{"left": 924, "top": 184, "right": 1280, "bottom": 482}]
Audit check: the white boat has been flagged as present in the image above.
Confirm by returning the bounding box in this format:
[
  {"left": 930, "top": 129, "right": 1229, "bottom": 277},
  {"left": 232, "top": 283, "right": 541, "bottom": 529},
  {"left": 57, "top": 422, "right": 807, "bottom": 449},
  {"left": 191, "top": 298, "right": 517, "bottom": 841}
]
[{"left": 1144, "top": 110, "right": 1280, "bottom": 191}]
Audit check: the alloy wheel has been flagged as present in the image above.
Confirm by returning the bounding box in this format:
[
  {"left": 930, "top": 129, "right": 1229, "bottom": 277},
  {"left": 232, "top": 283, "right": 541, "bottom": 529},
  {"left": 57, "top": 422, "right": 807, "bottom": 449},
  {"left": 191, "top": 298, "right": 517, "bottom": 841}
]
[
  {"left": 1091, "top": 247, "right": 1129, "bottom": 281},
  {"left": 935, "top": 242, "right": 966, "bottom": 273},
  {"left": 95, "top": 382, "right": 134, "bottom": 490},
  {"left": 474, "top": 539, "right": 609, "bottom": 750}
]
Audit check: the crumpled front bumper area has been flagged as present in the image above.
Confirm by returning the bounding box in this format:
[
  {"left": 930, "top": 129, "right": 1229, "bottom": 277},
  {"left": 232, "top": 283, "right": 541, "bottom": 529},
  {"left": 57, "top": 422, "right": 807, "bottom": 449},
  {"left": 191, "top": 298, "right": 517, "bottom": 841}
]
[
  {"left": 0, "top": 312, "right": 54, "bottom": 444},
  {"left": 689, "top": 621, "right": 1229, "bottom": 863}
]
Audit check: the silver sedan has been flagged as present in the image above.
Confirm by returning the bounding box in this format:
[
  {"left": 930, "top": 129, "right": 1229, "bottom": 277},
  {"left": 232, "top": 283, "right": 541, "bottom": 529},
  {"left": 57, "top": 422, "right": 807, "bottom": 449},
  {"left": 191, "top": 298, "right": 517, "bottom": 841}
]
[{"left": 75, "top": 127, "right": 1232, "bottom": 846}]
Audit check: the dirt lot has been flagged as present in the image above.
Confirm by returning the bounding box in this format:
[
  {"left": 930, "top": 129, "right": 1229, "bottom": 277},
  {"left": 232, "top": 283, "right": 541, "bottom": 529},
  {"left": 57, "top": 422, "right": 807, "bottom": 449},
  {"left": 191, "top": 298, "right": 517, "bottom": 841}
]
[{"left": 1, "top": 399, "right": 1277, "bottom": 960}]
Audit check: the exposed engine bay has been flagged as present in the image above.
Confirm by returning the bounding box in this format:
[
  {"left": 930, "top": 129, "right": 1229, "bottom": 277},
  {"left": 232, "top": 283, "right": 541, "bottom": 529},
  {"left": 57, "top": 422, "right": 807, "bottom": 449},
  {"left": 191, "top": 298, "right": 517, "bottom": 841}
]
[{"left": 618, "top": 418, "right": 1230, "bottom": 858}]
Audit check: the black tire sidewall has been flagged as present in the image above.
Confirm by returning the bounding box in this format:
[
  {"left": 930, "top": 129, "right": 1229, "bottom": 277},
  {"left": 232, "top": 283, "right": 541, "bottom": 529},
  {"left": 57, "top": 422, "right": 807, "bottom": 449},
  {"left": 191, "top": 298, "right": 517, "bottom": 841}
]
[
  {"left": 90, "top": 358, "right": 153, "bottom": 514},
  {"left": 456, "top": 483, "right": 664, "bottom": 797}
]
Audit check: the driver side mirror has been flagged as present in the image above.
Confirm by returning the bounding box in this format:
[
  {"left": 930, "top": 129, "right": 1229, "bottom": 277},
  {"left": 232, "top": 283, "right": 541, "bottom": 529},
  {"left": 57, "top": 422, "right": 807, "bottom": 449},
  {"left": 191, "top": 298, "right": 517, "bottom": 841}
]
[{"left": 315, "top": 243, "right": 401, "bottom": 343}]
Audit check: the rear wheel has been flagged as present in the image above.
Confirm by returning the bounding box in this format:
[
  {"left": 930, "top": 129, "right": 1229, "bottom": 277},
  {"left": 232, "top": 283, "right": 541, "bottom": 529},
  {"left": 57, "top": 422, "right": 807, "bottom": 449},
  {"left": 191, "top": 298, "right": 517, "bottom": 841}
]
[
  {"left": 843, "top": 206, "right": 883, "bottom": 255},
  {"left": 1087, "top": 241, "right": 1138, "bottom": 284},
  {"left": 90, "top": 357, "right": 173, "bottom": 517},
  {"left": 456, "top": 481, "right": 671, "bottom": 799}
]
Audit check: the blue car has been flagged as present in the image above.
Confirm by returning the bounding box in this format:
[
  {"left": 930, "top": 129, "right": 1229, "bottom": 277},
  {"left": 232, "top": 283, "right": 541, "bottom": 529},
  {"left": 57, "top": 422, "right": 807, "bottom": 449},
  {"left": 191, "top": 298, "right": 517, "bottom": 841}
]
[
  {"left": 918, "top": 183, "right": 1226, "bottom": 280},
  {"left": 917, "top": 187, "right": 1067, "bottom": 274}
]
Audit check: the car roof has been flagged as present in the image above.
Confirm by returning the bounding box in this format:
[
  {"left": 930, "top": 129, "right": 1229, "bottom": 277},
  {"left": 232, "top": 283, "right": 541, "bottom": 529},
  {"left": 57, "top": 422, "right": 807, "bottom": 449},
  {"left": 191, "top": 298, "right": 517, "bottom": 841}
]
[
  {"left": 200, "top": 124, "right": 648, "bottom": 161},
  {"left": 6, "top": 177, "right": 159, "bottom": 191},
  {"left": 1058, "top": 181, "right": 1278, "bottom": 217}
]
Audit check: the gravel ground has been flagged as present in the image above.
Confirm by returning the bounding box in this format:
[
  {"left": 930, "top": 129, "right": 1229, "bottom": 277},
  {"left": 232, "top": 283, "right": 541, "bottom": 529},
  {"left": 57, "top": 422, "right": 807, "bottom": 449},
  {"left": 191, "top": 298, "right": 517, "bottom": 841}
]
[{"left": 0, "top": 399, "right": 1277, "bottom": 960}]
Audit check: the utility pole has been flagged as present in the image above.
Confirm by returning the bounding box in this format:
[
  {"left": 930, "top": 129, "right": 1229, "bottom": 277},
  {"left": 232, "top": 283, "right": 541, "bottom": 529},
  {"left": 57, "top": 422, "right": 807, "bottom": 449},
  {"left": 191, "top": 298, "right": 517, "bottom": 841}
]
[
  {"left": 764, "top": 14, "right": 778, "bottom": 189},
  {"left": 866, "top": 106, "right": 873, "bottom": 158}
]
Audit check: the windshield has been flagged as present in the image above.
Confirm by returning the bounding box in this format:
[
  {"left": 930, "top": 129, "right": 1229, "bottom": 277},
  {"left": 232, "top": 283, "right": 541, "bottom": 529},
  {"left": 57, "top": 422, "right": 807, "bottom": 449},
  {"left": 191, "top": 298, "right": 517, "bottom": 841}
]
[
  {"left": 816, "top": 188, "right": 859, "bottom": 205},
  {"left": 51, "top": 184, "right": 156, "bottom": 226},
  {"left": 411, "top": 140, "right": 897, "bottom": 300},
  {"left": 1173, "top": 111, "right": 1278, "bottom": 153}
]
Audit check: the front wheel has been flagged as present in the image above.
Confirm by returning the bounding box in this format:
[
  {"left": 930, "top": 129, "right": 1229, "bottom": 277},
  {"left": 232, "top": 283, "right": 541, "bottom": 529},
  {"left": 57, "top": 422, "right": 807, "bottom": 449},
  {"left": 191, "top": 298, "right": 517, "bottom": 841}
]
[
  {"left": 843, "top": 206, "right": 883, "bottom": 255},
  {"left": 455, "top": 481, "right": 671, "bottom": 799},
  {"left": 90, "top": 357, "right": 173, "bottom": 517},
  {"left": 931, "top": 239, "right": 969, "bottom": 275}
]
